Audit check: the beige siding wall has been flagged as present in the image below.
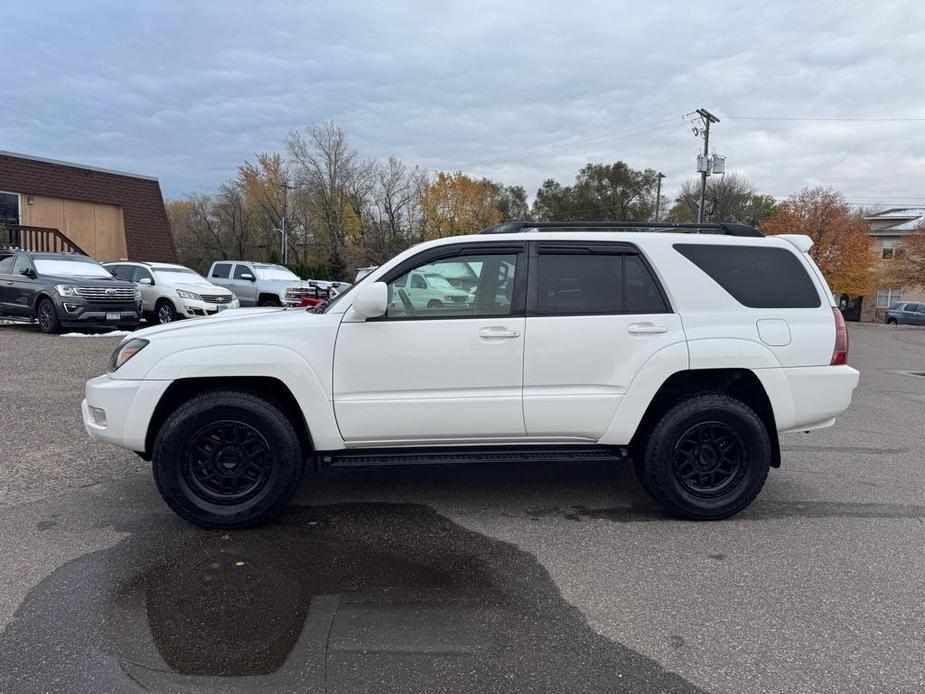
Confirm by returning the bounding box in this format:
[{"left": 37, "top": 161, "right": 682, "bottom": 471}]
[{"left": 20, "top": 194, "right": 127, "bottom": 261}]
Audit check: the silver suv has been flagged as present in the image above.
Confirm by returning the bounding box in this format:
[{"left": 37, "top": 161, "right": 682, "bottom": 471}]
[{"left": 207, "top": 261, "right": 320, "bottom": 307}]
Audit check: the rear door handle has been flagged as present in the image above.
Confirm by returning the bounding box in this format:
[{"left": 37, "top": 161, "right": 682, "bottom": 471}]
[
  {"left": 627, "top": 323, "right": 668, "bottom": 335},
  {"left": 478, "top": 326, "right": 520, "bottom": 339}
]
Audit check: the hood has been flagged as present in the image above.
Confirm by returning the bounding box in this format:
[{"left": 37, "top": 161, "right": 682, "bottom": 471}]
[{"left": 131, "top": 306, "right": 299, "bottom": 340}]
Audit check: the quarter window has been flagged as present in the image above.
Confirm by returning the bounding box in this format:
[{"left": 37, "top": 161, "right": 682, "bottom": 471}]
[
  {"left": 385, "top": 253, "right": 517, "bottom": 319},
  {"left": 211, "top": 263, "right": 232, "bottom": 279},
  {"left": 675, "top": 244, "right": 821, "bottom": 309}
]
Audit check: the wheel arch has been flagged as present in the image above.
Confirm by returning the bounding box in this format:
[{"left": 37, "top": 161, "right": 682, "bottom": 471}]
[
  {"left": 144, "top": 376, "right": 313, "bottom": 461},
  {"left": 628, "top": 368, "right": 781, "bottom": 468}
]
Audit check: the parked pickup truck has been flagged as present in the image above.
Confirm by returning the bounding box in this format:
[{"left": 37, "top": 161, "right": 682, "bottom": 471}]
[
  {"left": 207, "top": 260, "right": 323, "bottom": 307},
  {"left": 83, "top": 221, "right": 859, "bottom": 528},
  {"left": 0, "top": 250, "right": 141, "bottom": 333}
]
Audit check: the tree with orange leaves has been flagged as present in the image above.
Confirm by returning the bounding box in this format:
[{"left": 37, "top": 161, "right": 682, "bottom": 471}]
[
  {"left": 760, "top": 187, "right": 875, "bottom": 296},
  {"left": 420, "top": 171, "right": 503, "bottom": 240}
]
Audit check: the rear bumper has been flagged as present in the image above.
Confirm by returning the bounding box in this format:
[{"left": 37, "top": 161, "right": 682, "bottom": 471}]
[
  {"left": 82, "top": 375, "right": 172, "bottom": 452},
  {"left": 759, "top": 364, "right": 860, "bottom": 433}
]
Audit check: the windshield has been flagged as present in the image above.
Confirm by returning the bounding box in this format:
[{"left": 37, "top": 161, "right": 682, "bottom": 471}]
[
  {"left": 254, "top": 265, "right": 300, "bottom": 281},
  {"left": 424, "top": 274, "right": 456, "bottom": 290},
  {"left": 33, "top": 258, "right": 112, "bottom": 278}
]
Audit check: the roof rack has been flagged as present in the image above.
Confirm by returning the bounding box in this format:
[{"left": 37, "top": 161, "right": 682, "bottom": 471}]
[{"left": 479, "top": 220, "right": 763, "bottom": 237}]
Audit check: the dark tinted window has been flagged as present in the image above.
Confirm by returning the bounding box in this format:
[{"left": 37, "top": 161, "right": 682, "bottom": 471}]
[
  {"left": 904, "top": 303, "right": 920, "bottom": 312},
  {"left": 12, "top": 255, "right": 32, "bottom": 275},
  {"left": 537, "top": 253, "right": 623, "bottom": 314},
  {"left": 625, "top": 255, "right": 668, "bottom": 313},
  {"left": 535, "top": 251, "right": 668, "bottom": 315},
  {"left": 0, "top": 192, "right": 18, "bottom": 225},
  {"left": 0, "top": 255, "right": 15, "bottom": 273},
  {"left": 106, "top": 264, "right": 130, "bottom": 280},
  {"left": 211, "top": 263, "right": 231, "bottom": 278},
  {"left": 233, "top": 264, "right": 253, "bottom": 280},
  {"left": 674, "top": 244, "right": 821, "bottom": 309}
]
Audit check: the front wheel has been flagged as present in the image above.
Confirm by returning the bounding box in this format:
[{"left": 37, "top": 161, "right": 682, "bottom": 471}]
[
  {"left": 636, "top": 394, "right": 771, "bottom": 520},
  {"left": 152, "top": 390, "right": 305, "bottom": 528},
  {"left": 36, "top": 298, "right": 61, "bottom": 334},
  {"left": 886, "top": 318, "right": 898, "bottom": 326},
  {"left": 155, "top": 299, "right": 178, "bottom": 324}
]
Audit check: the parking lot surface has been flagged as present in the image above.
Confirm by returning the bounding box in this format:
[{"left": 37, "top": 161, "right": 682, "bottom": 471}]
[{"left": 0, "top": 322, "right": 923, "bottom": 693}]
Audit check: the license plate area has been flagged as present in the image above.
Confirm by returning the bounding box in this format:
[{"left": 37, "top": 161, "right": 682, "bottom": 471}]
[
  {"left": 216, "top": 304, "right": 227, "bottom": 312},
  {"left": 105, "top": 311, "right": 121, "bottom": 321}
]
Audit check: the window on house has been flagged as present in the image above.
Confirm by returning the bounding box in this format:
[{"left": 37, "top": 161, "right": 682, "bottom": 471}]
[
  {"left": 0, "top": 192, "right": 20, "bottom": 226},
  {"left": 876, "top": 288, "right": 903, "bottom": 308},
  {"left": 881, "top": 239, "right": 898, "bottom": 259}
]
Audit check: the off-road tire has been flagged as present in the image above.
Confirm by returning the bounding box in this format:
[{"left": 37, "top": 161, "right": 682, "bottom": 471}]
[
  {"left": 638, "top": 394, "right": 771, "bottom": 520},
  {"left": 152, "top": 390, "right": 304, "bottom": 528}
]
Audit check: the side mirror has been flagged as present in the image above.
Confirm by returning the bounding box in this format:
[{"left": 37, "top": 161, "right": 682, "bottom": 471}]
[
  {"left": 240, "top": 273, "right": 255, "bottom": 281},
  {"left": 21, "top": 267, "right": 36, "bottom": 278},
  {"left": 351, "top": 282, "right": 388, "bottom": 319},
  {"left": 138, "top": 277, "right": 153, "bottom": 286}
]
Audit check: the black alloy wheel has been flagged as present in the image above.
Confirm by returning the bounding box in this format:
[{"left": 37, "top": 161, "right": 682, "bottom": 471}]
[
  {"left": 37, "top": 298, "right": 60, "bottom": 334},
  {"left": 183, "top": 420, "right": 274, "bottom": 505},
  {"left": 672, "top": 421, "right": 745, "bottom": 497}
]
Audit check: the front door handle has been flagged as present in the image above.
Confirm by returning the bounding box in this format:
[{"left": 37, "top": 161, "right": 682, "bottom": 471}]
[
  {"left": 479, "top": 326, "right": 520, "bottom": 339},
  {"left": 627, "top": 322, "right": 668, "bottom": 335}
]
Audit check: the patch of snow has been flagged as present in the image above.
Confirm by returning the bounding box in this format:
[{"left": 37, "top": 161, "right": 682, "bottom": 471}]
[{"left": 60, "top": 330, "right": 131, "bottom": 338}]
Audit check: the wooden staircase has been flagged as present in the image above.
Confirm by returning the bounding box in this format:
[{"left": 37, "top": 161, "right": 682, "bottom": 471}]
[{"left": 1, "top": 224, "right": 87, "bottom": 255}]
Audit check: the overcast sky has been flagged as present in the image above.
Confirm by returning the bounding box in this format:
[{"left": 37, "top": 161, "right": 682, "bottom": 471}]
[{"left": 6, "top": 0, "right": 925, "bottom": 206}]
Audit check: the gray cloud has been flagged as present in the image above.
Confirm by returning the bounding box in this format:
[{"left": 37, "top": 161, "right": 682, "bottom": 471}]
[{"left": 5, "top": 0, "right": 925, "bottom": 206}]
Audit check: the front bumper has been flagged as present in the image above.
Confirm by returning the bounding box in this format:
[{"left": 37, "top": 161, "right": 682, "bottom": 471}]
[
  {"left": 178, "top": 297, "right": 240, "bottom": 318},
  {"left": 58, "top": 297, "right": 142, "bottom": 328},
  {"left": 82, "top": 375, "right": 172, "bottom": 452}
]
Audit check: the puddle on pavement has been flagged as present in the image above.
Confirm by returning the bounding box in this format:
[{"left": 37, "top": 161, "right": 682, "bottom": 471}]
[{"left": 0, "top": 503, "right": 704, "bottom": 693}]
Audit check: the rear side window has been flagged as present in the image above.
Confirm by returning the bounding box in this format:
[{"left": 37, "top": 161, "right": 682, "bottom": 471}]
[
  {"left": 211, "top": 263, "right": 231, "bottom": 278},
  {"left": 674, "top": 244, "right": 821, "bottom": 309},
  {"left": 535, "top": 251, "right": 668, "bottom": 315}
]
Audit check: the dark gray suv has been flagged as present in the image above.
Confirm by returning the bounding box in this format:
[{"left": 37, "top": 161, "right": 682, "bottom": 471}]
[{"left": 885, "top": 302, "right": 925, "bottom": 326}]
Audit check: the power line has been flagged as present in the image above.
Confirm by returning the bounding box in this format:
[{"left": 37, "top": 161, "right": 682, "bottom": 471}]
[
  {"left": 726, "top": 115, "right": 925, "bottom": 122},
  {"left": 457, "top": 116, "right": 689, "bottom": 170}
]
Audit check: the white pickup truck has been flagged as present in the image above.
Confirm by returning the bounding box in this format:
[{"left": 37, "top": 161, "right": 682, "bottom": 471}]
[{"left": 83, "top": 221, "right": 859, "bottom": 528}]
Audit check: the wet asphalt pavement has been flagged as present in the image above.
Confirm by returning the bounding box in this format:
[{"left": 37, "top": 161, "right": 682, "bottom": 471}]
[{"left": 0, "top": 322, "right": 923, "bottom": 693}]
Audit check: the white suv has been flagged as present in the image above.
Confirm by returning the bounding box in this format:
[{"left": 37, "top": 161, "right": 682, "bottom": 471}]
[
  {"left": 83, "top": 222, "right": 859, "bottom": 528},
  {"left": 104, "top": 262, "right": 238, "bottom": 324}
]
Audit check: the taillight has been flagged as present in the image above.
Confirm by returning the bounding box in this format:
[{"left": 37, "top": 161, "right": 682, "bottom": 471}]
[{"left": 831, "top": 307, "right": 848, "bottom": 365}]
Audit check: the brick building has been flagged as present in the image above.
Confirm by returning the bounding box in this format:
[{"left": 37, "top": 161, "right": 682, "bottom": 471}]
[
  {"left": 0, "top": 150, "right": 176, "bottom": 262},
  {"left": 859, "top": 208, "right": 925, "bottom": 322}
]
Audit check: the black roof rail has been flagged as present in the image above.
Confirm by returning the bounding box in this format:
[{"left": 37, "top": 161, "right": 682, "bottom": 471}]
[{"left": 479, "top": 220, "right": 763, "bottom": 237}]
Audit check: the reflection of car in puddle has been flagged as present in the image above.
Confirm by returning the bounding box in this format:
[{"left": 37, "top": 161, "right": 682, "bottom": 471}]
[{"left": 1, "top": 503, "right": 704, "bottom": 693}]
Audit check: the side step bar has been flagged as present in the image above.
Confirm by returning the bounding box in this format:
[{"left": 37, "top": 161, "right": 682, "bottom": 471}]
[
  {"left": 0, "top": 316, "right": 36, "bottom": 325},
  {"left": 319, "top": 445, "right": 627, "bottom": 468}
]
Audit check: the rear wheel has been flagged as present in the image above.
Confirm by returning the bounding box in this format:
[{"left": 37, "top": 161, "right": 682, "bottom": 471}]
[
  {"left": 36, "top": 298, "right": 61, "bottom": 334},
  {"left": 152, "top": 390, "right": 305, "bottom": 528},
  {"left": 636, "top": 394, "right": 771, "bottom": 520}
]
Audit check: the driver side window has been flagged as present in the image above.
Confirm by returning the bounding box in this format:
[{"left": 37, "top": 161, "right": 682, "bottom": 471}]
[{"left": 385, "top": 252, "right": 518, "bottom": 319}]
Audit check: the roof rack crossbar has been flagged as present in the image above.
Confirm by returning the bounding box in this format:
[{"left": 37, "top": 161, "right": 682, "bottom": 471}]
[{"left": 479, "top": 221, "right": 762, "bottom": 237}]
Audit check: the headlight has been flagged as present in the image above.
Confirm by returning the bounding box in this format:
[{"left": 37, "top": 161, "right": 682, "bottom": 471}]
[
  {"left": 133, "top": 286, "right": 141, "bottom": 301},
  {"left": 109, "top": 338, "right": 149, "bottom": 372},
  {"left": 55, "top": 284, "right": 79, "bottom": 297},
  {"left": 176, "top": 289, "right": 202, "bottom": 301},
  {"left": 285, "top": 288, "right": 298, "bottom": 297}
]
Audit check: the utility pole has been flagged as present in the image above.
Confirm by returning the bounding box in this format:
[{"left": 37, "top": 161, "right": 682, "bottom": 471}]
[
  {"left": 654, "top": 172, "right": 665, "bottom": 222},
  {"left": 696, "top": 108, "right": 720, "bottom": 223},
  {"left": 277, "top": 181, "right": 295, "bottom": 265}
]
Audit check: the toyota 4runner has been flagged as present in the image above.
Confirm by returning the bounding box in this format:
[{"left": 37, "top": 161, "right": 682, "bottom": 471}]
[{"left": 82, "top": 222, "right": 859, "bottom": 528}]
